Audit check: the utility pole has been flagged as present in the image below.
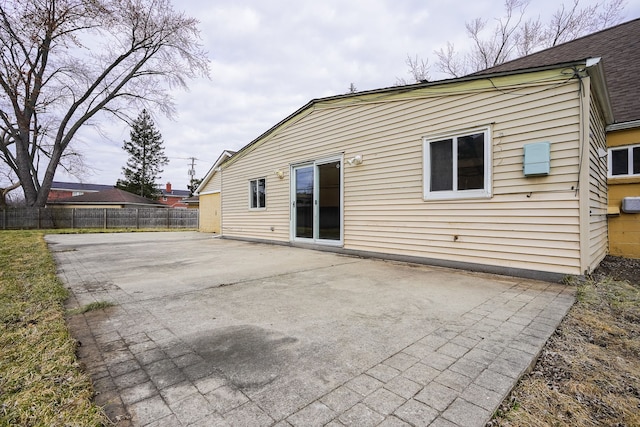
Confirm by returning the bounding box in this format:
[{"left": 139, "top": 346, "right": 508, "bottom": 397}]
[
  {"left": 168, "top": 156, "right": 199, "bottom": 188},
  {"left": 187, "top": 157, "right": 197, "bottom": 183}
]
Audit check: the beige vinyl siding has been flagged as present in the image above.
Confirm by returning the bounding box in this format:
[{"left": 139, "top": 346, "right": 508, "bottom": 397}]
[
  {"left": 586, "top": 90, "right": 608, "bottom": 272},
  {"left": 199, "top": 170, "right": 221, "bottom": 194},
  {"left": 222, "top": 167, "right": 290, "bottom": 239},
  {"left": 222, "top": 71, "right": 586, "bottom": 275}
]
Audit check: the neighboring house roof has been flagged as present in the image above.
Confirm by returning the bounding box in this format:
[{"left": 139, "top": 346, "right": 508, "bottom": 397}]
[
  {"left": 50, "top": 181, "right": 115, "bottom": 192},
  {"left": 156, "top": 184, "right": 189, "bottom": 208},
  {"left": 160, "top": 189, "right": 190, "bottom": 197},
  {"left": 195, "top": 150, "right": 236, "bottom": 194},
  {"left": 182, "top": 195, "right": 199, "bottom": 205},
  {"left": 48, "top": 188, "right": 166, "bottom": 207},
  {"left": 473, "top": 18, "right": 640, "bottom": 125}
]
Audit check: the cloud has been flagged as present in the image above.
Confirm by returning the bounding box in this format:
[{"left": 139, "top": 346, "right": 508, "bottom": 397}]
[{"left": 52, "top": 0, "right": 640, "bottom": 191}]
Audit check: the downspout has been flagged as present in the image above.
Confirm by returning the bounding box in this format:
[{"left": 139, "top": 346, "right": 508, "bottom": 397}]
[{"left": 577, "top": 68, "right": 591, "bottom": 275}]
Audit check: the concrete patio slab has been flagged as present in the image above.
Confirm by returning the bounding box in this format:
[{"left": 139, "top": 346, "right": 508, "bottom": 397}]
[{"left": 46, "top": 232, "right": 575, "bottom": 427}]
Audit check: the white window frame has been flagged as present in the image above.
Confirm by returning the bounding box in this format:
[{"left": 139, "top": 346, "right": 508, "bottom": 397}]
[
  {"left": 608, "top": 143, "right": 640, "bottom": 178},
  {"left": 289, "top": 154, "right": 344, "bottom": 246},
  {"left": 249, "top": 177, "right": 266, "bottom": 210},
  {"left": 423, "top": 127, "right": 492, "bottom": 200}
]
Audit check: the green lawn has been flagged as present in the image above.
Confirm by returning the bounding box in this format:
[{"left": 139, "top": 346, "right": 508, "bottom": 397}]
[{"left": 0, "top": 230, "right": 108, "bottom": 426}]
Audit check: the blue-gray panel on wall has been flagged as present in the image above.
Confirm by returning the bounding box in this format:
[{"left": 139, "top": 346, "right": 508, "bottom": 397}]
[{"left": 523, "top": 142, "right": 550, "bottom": 176}]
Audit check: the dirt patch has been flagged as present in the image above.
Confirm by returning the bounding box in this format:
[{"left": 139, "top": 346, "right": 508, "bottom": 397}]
[
  {"left": 489, "top": 255, "right": 640, "bottom": 426},
  {"left": 590, "top": 255, "right": 640, "bottom": 287}
]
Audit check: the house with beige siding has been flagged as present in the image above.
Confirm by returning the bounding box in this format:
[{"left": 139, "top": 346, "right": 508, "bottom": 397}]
[
  {"left": 478, "top": 18, "right": 640, "bottom": 260},
  {"left": 199, "top": 57, "right": 613, "bottom": 280}
]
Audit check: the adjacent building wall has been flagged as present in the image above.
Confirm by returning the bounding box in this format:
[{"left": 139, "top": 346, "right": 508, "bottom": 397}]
[
  {"left": 221, "top": 71, "right": 595, "bottom": 275},
  {"left": 198, "top": 170, "right": 222, "bottom": 233},
  {"left": 607, "top": 127, "right": 640, "bottom": 258}
]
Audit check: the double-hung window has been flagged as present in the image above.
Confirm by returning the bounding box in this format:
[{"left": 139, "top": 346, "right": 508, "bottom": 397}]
[
  {"left": 249, "top": 178, "right": 266, "bottom": 209},
  {"left": 423, "top": 127, "right": 491, "bottom": 200},
  {"left": 608, "top": 144, "right": 640, "bottom": 178}
]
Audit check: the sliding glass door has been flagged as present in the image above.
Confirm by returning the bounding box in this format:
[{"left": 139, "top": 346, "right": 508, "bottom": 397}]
[{"left": 292, "top": 158, "right": 342, "bottom": 244}]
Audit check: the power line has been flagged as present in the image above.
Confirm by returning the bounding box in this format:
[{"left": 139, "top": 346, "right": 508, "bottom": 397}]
[{"left": 168, "top": 156, "right": 199, "bottom": 183}]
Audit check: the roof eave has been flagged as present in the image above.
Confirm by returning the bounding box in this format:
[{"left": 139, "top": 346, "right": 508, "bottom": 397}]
[
  {"left": 195, "top": 150, "right": 235, "bottom": 195},
  {"left": 606, "top": 119, "right": 640, "bottom": 132},
  {"left": 585, "top": 57, "right": 614, "bottom": 125}
]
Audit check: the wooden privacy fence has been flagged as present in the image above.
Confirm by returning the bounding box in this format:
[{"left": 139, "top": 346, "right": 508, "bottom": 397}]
[{"left": 0, "top": 208, "right": 198, "bottom": 230}]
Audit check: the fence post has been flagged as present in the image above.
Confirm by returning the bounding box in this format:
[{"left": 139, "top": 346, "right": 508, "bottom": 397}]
[
  {"left": 136, "top": 208, "right": 139, "bottom": 229},
  {"left": 167, "top": 209, "right": 170, "bottom": 229},
  {"left": 103, "top": 208, "right": 107, "bottom": 229},
  {"left": 71, "top": 208, "right": 75, "bottom": 229}
]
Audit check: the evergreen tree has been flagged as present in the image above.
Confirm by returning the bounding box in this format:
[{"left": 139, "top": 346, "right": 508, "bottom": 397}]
[
  {"left": 188, "top": 178, "right": 203, "bottom": 197},
  {"left": 116, "top": 110, "right": 169, "bottom": 199}
]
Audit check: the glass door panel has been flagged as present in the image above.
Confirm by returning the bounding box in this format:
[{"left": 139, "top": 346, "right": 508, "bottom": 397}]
[
  {"left": 318, "top": 161, "right": 341, "bottom": 240},
  {"left": 294, "top": 166, "right": 314, "bottom": 239}
]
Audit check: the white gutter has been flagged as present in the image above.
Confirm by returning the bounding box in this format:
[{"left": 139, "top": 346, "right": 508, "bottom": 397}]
[
  {"left": 585, "top": 57, "right": 614, "bottom": 125},
  {"left": 606, "top": 119, "right": 640, "bottom": 132}
]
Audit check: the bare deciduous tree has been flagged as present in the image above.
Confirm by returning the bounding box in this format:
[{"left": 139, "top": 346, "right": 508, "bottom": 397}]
[
  {"left": 402, "top": 0, "right": 626, "bottom": 82},
  {"left": 544, "top": 0, "right": 626, "bottom": 47},
  {"left": 0, "top": 0, "right": 209, "bottom": 207},
  {"left": 395, "top": 54, "right": 431, "bottom": 85}
]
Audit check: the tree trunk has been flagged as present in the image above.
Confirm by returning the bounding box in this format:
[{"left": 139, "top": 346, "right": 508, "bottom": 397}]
[
  {"left": 34, "top": 142, "right": 66, "bottom": 207},
  {"left": 13, "top": 131, "right": 39, "bottom": 206}
]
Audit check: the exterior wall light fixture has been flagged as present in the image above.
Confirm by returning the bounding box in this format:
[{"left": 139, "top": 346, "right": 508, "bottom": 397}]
[{"left": 346, "top": 155, "right": 363, "bottom": 166}]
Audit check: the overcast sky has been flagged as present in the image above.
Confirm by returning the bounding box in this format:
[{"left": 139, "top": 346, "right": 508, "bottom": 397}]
[{"left": 56, "top": 0, "right": 640, "bottom": 191}]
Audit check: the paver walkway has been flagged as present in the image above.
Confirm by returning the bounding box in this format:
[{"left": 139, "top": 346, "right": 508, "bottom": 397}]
[{"left": 47, "top": 232, "right": 575, "bottom": 426}]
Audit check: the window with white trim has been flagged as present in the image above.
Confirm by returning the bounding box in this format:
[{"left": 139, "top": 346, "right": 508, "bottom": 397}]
[
  {"left": 249, "top": 178, "right": 266, "bottom": 209},
  {"left": 423, "top": 127, "right": 491, "bottom": 200},
  {"left": 608, "top": 144, "right": 640, "bottom": 178}
]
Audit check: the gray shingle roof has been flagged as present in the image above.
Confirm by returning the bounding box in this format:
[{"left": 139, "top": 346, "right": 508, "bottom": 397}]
[
  {"left": 160, "top": 188, "right": 190, "bottom": 197},
  {"left": 473, "top": 18, "right": 640, "bottom": 124},
  {"left": 49, "top": 188, "right": 165, "bottom": 206},
  {"left": 51, "top": 181, "right": 115, "bottom": 192}
]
